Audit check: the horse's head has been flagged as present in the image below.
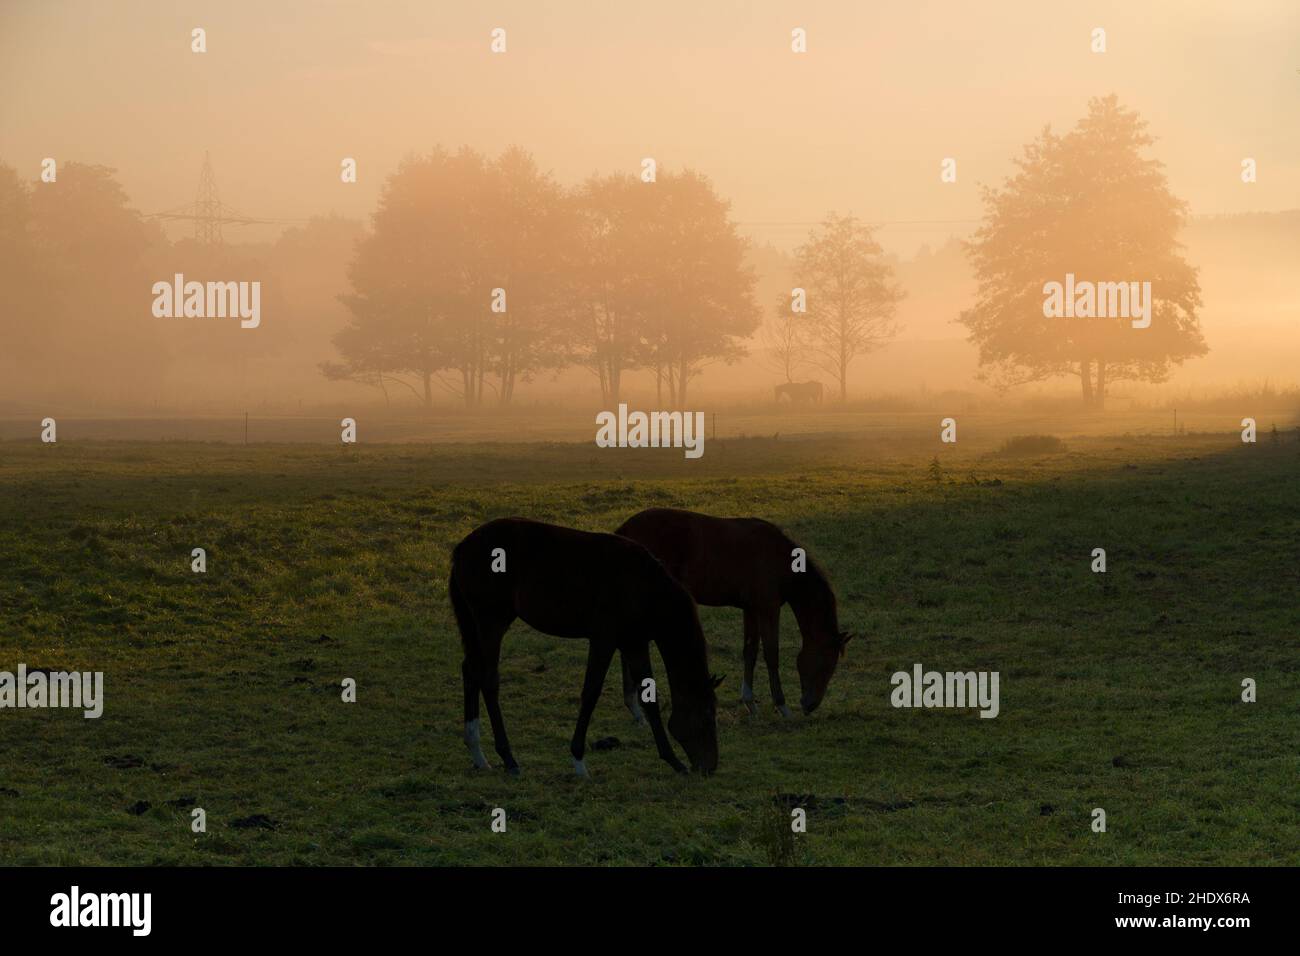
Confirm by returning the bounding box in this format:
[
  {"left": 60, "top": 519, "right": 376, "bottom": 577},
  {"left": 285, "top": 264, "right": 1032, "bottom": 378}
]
[
  {"left": 668, "top": 673, "right": 722, "bottom": 774},
  {"left": 797, "top": 631, "right": 853, "bottom": 714}
]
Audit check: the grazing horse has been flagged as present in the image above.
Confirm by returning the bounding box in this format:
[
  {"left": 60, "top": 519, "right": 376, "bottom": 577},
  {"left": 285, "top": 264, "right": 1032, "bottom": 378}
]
[
  {"left": 615, "top": 508, "right": 851, "bottom": 717},
  {"left": 449, "top": 517, "right": 722, "bottom": 776},
  {"left": 774, "top": 381, "right": 824, "bottom": 405}
]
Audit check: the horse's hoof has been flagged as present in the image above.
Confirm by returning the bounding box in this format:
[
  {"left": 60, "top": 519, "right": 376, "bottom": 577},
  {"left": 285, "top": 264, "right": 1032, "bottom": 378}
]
[
  {"left": 777, "top": 704, "right": 793, "bottom": 718},
  {"left": 506, "top": 764, "right": 522, "bottom": 777},
  {"left": 743, "top": 699, "right": 758, "bottom": 716},
  {"left": 573, "top": 758, "right": 588, "bottom": 778}
]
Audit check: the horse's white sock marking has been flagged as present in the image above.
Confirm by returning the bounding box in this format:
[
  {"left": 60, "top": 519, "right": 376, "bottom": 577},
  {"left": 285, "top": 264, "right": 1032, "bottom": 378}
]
[
  {"left": 777, "top": 704, "right": 793, "bottom": 718},
  {"left": 464, "top": 719, "right": 490, "bottom": 769},
  {"left": 573, "top": 758, "right": 588, "bottom": 777},
  {"left": 740, "top": 680, "right": 753, "bottom": 702}
]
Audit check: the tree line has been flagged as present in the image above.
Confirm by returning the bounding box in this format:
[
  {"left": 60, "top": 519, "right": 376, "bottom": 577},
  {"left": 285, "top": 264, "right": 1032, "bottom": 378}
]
[
  {"left": 325, "top": 146, "right": 907, "bottom": 409},
  {"left": 0, "top": 95, "right": 1207, "bottom": 412}
]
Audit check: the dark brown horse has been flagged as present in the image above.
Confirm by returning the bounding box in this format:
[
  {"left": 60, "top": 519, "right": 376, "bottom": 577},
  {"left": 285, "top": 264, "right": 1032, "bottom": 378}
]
[
  {"left": 615, "top": 508, "right": 851, "bottom": 717},
  {"left": 774, "top": 381, "right": 824, "bottom": 405},
  {"left": 449, "top": 517, "right": 722, "bottom": 776}
]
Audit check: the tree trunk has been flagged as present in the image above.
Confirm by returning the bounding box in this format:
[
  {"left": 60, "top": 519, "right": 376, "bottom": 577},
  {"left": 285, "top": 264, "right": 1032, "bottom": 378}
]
[
  {"left": 1080, "top": 359, "right": 1093, "bottom": 405},
  {"left": 1094, "top": 359, "right": 1106, "bottom": 410}
]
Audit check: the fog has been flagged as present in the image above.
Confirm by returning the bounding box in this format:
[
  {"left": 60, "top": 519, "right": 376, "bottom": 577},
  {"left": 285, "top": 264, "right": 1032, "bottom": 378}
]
[{"left": 1, "top": 0, "right": 1296, "bottom": 417}]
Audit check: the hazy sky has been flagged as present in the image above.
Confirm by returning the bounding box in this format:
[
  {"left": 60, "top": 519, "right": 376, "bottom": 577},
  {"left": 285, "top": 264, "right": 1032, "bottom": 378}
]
[{"left": 2, "top": 0, "right": 1297, "bottom": 254}]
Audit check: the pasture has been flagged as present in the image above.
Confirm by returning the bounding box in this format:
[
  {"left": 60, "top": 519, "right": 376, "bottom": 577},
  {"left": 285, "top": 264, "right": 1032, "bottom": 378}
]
[{"left": 0, "top": 413, "right": 1296, "bottom": 865}]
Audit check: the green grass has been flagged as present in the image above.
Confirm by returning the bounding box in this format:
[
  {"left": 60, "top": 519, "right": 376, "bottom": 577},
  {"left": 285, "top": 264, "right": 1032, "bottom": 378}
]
[{"left": 0, "top": 427, "right": 1296, "bottom": 865}]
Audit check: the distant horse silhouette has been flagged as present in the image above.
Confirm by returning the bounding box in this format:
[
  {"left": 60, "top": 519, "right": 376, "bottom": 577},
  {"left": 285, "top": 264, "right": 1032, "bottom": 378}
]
[
  {"left": 449, "top": 517, "right": 722, "bottom": 776},
  {"left": 774, "top": 381, "right": 823, "bottom": 405},
  {"left": 616, "top": 508, "right": 851, "bottom": 717}
]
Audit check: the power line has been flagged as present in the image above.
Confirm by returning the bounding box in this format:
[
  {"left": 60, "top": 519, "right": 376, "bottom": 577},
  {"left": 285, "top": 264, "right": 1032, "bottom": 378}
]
[{"left": 143, "top": 153, "right": 307, "bottom": 242}]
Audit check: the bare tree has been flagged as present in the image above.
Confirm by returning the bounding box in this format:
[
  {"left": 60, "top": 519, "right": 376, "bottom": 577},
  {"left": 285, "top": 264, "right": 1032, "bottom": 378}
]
[
  {"left": 792, "top": 213, "right": 904, "bottom": 401},
  {"left": 760, "top": 292, "right": 808, "bottom": 383}
]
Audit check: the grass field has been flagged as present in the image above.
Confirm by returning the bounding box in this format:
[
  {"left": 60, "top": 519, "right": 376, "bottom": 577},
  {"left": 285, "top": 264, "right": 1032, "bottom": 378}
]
[{"left": 0, "top": 418, "right": 1297, "bottom": 865}]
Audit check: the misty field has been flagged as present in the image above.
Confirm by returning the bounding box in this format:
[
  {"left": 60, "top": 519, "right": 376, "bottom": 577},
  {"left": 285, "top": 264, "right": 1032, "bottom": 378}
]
[{"left": 0, "top": 422, "right": 1296, "bottom": 866}]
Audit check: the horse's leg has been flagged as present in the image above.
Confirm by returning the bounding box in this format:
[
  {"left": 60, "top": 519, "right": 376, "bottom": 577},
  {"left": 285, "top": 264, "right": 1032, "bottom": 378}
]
[
  {"left": 571, "top": 640, "right": 617, "bottom": 776},
  {"left": 479, "top": 618, "right": 520, "bottom": 775},
  {"left": 462, "top": 650, "right": 490, "bottom": 769},
  {"left": 624, "top": 643, "right": 687, "bottom": 774},
  {"left": 452, "top": 573, "right": 492, "bottom": 770},
  {"left": 620, "top": 652, "right": 645, "bottom": 724},
  {"left": 760, "top": 607, "right": 792, "bottom": 717},
  {"left": 741, "top": 608, "right": 760, "bottom": 716}
]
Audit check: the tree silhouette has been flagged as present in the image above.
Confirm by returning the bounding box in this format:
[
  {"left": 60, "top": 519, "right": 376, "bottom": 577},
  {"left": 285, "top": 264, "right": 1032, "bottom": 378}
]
[
  {"left": 639, "top": 170, "right": 760, "bottom": 406},
  {"left": 959, "top": 95, "right": 1207, "bottom": 407},
  {"left": 331, "top": 146, "right": 571, "bottom": 408},
  {"left": 791, "top": 213, "right": 904, "bottom": 401},
  {"left": 761, "top": 291, "right": 808, "bottom": 384},
  {"left": 22, "top": 163, "right": 165, "bottom": 405},
  {"left": 568, "top": 172, "right": 652, "bottom": 406}
]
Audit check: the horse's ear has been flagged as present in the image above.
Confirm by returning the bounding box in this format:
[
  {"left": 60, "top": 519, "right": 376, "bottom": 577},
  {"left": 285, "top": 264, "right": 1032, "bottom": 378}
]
[{"left": 711, "top": 673, "right": 726, "bottom": 689}]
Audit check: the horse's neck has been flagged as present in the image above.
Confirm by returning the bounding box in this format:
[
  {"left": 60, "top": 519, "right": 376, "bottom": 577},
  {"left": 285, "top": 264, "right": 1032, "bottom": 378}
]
[
  {"left": 656, "top": 629, "right": 704, "bottom": 692},
  {"left": 788, "top": 572, "right": 837, "bottom": 646}
]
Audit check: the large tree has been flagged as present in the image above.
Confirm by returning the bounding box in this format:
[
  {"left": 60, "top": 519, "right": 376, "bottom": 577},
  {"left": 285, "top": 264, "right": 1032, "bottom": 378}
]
[
  {"left": 959, "top": 95, "right": 1206, "bottom": 407},
  {"left": 0, "top": 165, "right": 42, "bottom": 381},
  {"left": 568, "top": 172, "right": 652, "bottom": 405},
  {"left": 20, "top": 162, "right": 166, "bottom": 406},
  {"left": 639, "top": 170, "right": 760, "bottom": 406},
  {"left": 472, "top": 146, "right": 572, "bottom": 404},
  {"left": 791, "top": 213, "right": 904, "bottom": 401},
  {"left": 330, "top": 146, "right": 571, "bottom": 409},
  {"left": 330, "top": 146, "right": 483, "bottom": 407}
]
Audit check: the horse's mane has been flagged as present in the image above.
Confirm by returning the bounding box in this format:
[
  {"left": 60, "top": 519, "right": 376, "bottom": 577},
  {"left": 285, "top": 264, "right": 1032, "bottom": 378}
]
[{"left": 784, "top": 539, "right": 839, "bottom": 632}]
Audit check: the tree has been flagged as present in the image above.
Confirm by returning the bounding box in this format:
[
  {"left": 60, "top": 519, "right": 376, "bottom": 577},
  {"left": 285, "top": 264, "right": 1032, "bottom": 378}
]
[
  {"left": 760, "top": 293, "right": 808, "bottom": 383},
  {"left": 568, "top": 172, "right": 652, "bottom": 406},
  {"left": 473, "top": 147, "right": 573, "bottom": 404},
  {"left": 639, "top": 170, "right": 760, "bottom": 406},
  {"left": 959, "top": 95, "right": 1206, "bottom": 408},
  {"left": 0, "top": 165, "right": 41, "bottom": 379},
  {"left": 330, "top": 147, "right": 475, "bottom": 408},
  {"left": 22, "top": 163, "right": 166, "bottom": 406},
  {"left": 791, "top": 213, "right": 904, "bottom": 401},
  {"left": 329, "top": 146, "right": 572, "bottom": 408}
]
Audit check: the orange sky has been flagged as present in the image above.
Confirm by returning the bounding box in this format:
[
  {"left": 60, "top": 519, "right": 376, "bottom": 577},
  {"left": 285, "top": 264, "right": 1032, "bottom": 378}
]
[{"left": 2, "top": 0, "right": 1297, "bottom": 256}]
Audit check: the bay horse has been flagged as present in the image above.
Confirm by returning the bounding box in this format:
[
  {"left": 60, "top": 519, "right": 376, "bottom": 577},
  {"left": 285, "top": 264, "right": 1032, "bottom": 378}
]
[
  {"left": 615, "top": 508, "right": 851, "bottom": 717},
  {"left": 448, "top": 517, "right": 722, "bottom": 776},
  {"left": 774, "top": 381, "right": 824, "bottom": 405}
]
